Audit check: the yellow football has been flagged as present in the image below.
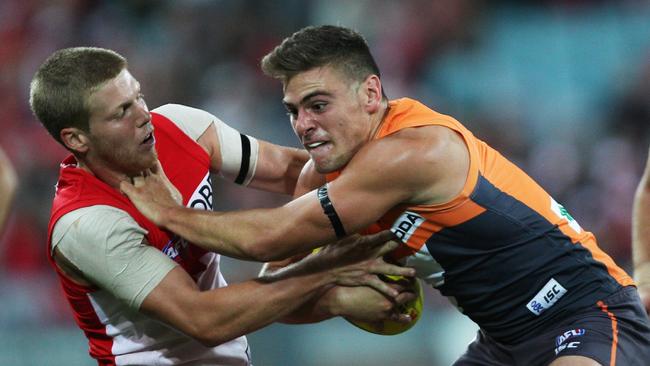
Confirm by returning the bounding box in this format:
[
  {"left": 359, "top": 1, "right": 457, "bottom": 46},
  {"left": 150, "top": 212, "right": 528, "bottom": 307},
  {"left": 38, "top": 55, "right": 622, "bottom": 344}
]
[{"left": 347, "top": 274, "right": 424, "bottom": 335}]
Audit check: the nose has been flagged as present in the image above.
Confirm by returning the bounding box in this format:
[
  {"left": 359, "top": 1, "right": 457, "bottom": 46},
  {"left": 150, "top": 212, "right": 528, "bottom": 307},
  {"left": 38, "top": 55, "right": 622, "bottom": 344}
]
[
  {"left": 135, "top": 98, "right": 151, "bottom": 127},
  {"left": 293, "top": 110, "right": 316, "bottom": 137}
]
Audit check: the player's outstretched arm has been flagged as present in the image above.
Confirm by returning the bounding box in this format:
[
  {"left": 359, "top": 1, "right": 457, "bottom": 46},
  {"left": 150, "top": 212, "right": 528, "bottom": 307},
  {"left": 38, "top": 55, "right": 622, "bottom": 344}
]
[
  {"left": 261, "top": 231, "right": 415, "bottom": 296},
  {"left": 0, "top": 147, "right": 17, "bottom": 233},
  {"left": 257, "top": 163, "right": 417, "bottom": 325},
  {"left": 141, "top": 230, "right": 413, "bottom": 346},
  {"left": 121, "top": 124, "right": 468, "bottom": 261},
  {"left": 633, "top": 145, "right": 650, "bottom": 314}
]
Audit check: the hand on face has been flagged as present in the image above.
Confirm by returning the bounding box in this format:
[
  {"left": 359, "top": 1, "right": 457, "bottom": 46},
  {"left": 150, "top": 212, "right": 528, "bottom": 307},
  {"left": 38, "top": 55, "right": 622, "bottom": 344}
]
[{"left": 120, "top": 160, "right": 182, "bottom": 225}]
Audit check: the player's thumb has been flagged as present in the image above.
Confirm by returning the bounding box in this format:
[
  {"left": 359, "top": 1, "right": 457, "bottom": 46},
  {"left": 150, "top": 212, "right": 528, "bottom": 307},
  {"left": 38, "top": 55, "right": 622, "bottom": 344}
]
[
  {"left": 150, "top": 159, "right": 164, "bottom": 175},
  {"left": 119, "top": 180, "right": 135, "bottom": 196}
]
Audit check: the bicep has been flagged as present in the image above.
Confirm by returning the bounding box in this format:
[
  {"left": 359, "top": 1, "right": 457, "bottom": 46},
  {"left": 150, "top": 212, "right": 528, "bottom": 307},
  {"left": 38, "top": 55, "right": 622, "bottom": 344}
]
[
  {"left": 294, "top": 159, "right": 325, "bottom": 197},
  {"left": 273, "top": 150, "right": 411, "bottom": 246},
  {"left": 247, "top": 140, "right": 308, "bottom": 194},
  {"left": 139, "top": 266, "right": 202, "bottom": 333},
  {"left": 322, "top": 152, "right": 415, "bottom": 236},
  {"left": 323, "top": 127, "right": 467, "bottom": 235}
]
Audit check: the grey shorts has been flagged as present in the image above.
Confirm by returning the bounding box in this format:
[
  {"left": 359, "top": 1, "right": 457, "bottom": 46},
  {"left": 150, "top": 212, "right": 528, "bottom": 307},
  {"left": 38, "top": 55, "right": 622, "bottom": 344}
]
[{"left": 453, "top": 286, "right": 650, "bottom": 366}]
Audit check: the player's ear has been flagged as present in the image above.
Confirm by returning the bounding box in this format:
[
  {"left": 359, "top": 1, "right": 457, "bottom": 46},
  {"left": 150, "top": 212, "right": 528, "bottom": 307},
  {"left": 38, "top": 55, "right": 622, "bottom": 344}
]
[
  {"left": 60, "top": 127, "right": 91, "bottom": 154},
  {"left": 362, "top": 74, "right": 383, "bottom": 114}
]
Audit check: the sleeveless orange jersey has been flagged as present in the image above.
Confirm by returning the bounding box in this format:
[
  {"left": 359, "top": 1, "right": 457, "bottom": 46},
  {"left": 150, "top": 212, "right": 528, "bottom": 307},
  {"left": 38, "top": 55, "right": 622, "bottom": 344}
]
[{"left": 327, "top": 98, "right": 634, "bottom": 343}]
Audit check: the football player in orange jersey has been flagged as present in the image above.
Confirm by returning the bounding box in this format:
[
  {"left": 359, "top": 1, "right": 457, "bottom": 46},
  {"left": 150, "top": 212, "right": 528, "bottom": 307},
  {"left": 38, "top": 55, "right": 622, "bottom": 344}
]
[{"left": 122, "top": 25, "right": 650, "bottom": 366}]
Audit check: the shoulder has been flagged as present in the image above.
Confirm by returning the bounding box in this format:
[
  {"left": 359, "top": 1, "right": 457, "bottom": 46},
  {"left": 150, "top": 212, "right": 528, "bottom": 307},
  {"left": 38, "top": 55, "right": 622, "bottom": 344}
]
[
  {"left": 361, "top": 125, "right": 462, "bottom": 171},
  {"left": 152, "top": 104, "right": 218, "bottom": 141},
  {"left": 295, "top": 159, "right": 325, "bottom": 196},
  {"left": 53, "top": 205, "right": 146, "bottom": 252},
  {"left": 344, "top": 124, "right": 469, "bottom": 204}
]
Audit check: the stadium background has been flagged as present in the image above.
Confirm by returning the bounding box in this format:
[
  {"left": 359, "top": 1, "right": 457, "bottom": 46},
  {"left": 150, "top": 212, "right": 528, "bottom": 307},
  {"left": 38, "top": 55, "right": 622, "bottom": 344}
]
[{"left": 0, "top": 0, "right": 649, "bottom": 365}]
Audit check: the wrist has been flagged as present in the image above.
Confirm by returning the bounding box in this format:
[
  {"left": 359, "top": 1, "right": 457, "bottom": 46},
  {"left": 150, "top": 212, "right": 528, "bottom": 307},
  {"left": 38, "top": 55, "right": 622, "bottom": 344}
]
[
  {"left": 158, "top": 205, "right": 185, "bottom": 229},
  {"left": 319, "top": 286, "right": 342, "bottom": 317},
  {"left": 156, "top": 207, "right": 172, "bottom": 228}
]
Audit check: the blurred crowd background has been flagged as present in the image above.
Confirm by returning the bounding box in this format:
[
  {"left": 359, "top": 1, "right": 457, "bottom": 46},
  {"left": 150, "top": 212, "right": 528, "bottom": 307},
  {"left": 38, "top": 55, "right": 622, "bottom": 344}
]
[{"left": 1, "top": 0, "right": 649, "bottom": 365}]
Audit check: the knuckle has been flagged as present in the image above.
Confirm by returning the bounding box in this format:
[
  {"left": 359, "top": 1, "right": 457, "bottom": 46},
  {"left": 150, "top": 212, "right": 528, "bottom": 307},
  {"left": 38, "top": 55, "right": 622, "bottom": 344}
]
[{"left": 380, "top": 302, "right": 393, "bottom": 312}]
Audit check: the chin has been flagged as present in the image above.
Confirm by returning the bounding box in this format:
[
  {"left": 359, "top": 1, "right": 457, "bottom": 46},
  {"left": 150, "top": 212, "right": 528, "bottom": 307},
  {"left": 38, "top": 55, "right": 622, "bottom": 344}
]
[
  {"left": 314, "top": 151, "right": 352, "bottom": 173},
  {"left": 314, "top": 160, "right": 345, "bottom": 174}
]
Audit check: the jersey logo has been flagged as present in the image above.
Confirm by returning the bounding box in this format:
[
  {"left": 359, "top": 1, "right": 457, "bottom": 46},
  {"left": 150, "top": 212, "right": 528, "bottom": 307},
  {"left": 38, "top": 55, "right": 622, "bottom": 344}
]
[
  {"left": 550, "top": 198, "right": 581, "bottom": 233},
  {"left": 188, "top": 174, "right": 213, "bottom": 210},
  {"left": 163, "top": 173, "right": 212, "bottom": 260},
  {"left": 162, "top": 236, "right": 188, "bottom": 260},
  {"left": 555, "top": 328, "right": 585, "bottom": 347},
  {"left": 526, "top": 278, "right": 567, "bottom": 316},
  {"left": 554, "top": 329, "right": 585, "bottom": 355},
  {"left": 391, "top": 211, "right": 424, "bottom": 243}
]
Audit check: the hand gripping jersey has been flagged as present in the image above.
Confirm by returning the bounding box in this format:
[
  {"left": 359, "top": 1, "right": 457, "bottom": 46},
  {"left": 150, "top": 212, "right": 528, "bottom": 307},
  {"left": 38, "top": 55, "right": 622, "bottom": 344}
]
[
  {"left": 46, "top": 113, "right": 250, "bottom": 365},
  {"left": 328, "top": 98, "right": 634, "bottom": 343}
]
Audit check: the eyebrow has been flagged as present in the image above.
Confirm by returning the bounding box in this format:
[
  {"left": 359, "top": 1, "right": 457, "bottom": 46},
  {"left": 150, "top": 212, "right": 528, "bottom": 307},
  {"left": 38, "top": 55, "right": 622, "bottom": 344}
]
[
  {"left": 283, "top": 90, "right": 333, "bottom": 109},
  {"left": 112, "top": 83, "right": 141, "bottom": 113}
]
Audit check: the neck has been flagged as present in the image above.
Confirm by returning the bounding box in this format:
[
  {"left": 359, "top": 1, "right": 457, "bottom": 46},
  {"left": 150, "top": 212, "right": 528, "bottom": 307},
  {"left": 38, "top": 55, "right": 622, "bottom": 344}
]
[
  {"left": 368, "top": 99, "right": 390, "bottom": 140},
  {"left": 76, "top": 158, "right": 129, "bottom": 190}
]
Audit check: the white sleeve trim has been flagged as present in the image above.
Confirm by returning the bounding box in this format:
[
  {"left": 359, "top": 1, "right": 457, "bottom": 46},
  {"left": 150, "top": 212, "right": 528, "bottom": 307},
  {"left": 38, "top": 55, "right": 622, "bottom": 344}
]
[
  {"left": 215, "top": 118, "right": 259, "bottom": 186},
  {"left": 152, "top": 103, "right": 259, "bottom": 185},
  {"left": 152, "top": 103, "right": 214, "bottom": 141},
  {"left": 52, "top": 205, "right": 177, "bottom": 309}
]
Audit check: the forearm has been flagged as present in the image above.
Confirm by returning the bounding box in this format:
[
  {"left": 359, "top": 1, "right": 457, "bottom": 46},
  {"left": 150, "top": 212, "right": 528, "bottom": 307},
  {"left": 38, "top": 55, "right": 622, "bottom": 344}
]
[
  {"left": 160, "top": 200, "right": 332, "bottom": 261},
  {"left": 259, "top": 256, "right": 338, "bottom": 324},
  {"left": 277, "top": 286, "right": 341, "bottom": 324},
  {"left": 275, "top": 285, "right": 403, "bottom": 325},
  {"left": 633, "top": 164, "right": 650, "bottom": 285},
  {"left": 191, "top": 272, "right": 333, "bottom": 345},
  {"left": 144, "top": 266, "right": 336, "bottom": 347},
  {"left": 248, "top": 143, "right": 309, "bottom": 194},
  {"left": 259, "top": 234, "right": 412, "bottom": 324}
]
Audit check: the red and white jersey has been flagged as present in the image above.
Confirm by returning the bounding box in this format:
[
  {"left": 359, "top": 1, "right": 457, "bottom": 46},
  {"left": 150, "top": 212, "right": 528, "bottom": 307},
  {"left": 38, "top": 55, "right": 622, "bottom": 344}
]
[{"left": 47, "top": 108, "right": 251, "bottom": 365}]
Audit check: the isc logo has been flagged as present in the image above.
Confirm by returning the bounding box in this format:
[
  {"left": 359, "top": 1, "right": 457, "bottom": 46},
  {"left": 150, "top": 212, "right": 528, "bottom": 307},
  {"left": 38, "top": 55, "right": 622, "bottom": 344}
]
[
  {"left": 526, "top": 278, "right": 567, "bottom": 316},
  {"left": 391, "top": 211, "right": 424, "bottom": 243}
]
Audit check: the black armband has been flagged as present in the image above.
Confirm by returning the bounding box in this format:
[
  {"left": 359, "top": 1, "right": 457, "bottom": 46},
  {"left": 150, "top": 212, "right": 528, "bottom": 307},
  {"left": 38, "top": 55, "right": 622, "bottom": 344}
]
[
  {"left": 317, "top": 184, "right": 347, "bottom": 238},
  {"left": 234, "top": 134, "right": 251, "bottom": 185}
]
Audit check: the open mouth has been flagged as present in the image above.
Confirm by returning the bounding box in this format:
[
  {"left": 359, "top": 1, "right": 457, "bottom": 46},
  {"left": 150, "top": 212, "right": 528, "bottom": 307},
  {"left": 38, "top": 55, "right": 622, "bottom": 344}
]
[
  {"left": 142, "top": 132, "right": 155, "bottom": 145},
  {"left": 305, "top": 141, "right": 327, "bottom": 150}
]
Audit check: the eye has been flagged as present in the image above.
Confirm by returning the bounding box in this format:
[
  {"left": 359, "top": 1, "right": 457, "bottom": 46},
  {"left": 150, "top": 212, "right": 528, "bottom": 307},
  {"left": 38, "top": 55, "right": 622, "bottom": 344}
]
[
  {"left": 285, "top": 106, "right": 298, "bottom": 118},
  {"left": 113, "top": 102, "right": 132, "bottom": 120},
  {"left": 311, "top": 102, "right": 327, "bottom": 113},
  {"left": 112, "top": 107, "right": 126, "bottom": 120}
]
